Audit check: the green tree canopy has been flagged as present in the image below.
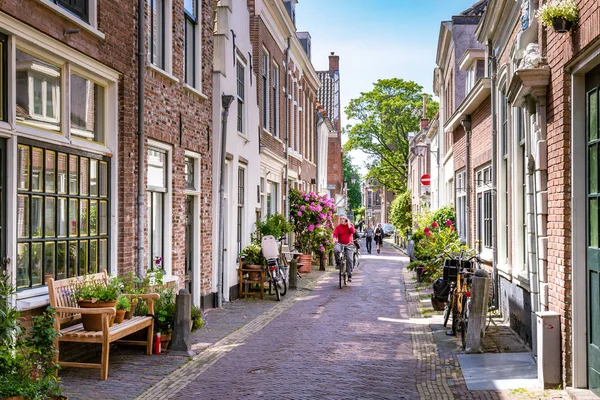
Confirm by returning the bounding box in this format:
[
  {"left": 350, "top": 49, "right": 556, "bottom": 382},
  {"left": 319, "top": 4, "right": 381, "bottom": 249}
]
[
  {"left": 344, "top": 78, "right": 438, "bottom": 193},
  {"left": 343, "top": 154, "right": 362, "bottom": 211}
]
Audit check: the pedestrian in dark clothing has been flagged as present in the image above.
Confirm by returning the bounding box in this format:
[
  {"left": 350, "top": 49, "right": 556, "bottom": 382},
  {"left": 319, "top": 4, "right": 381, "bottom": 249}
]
[
  {"left": 364, "top": 224, "right": 374, "bottom": 254},
  {"left": 374, "top": 223, "right": 383, "bottom": 254}
]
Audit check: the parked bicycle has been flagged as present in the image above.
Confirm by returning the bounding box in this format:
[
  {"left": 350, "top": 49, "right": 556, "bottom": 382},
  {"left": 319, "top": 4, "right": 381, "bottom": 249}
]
[{"left": 261, "top": 235, "right": 288, "bottom": 301}]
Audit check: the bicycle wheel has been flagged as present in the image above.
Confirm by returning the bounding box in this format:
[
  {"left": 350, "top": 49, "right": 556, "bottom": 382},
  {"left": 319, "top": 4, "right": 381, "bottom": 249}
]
[
  {"left": 461, "top": 297, "right": 470, "bottom": 350},
  {"left": 278, "top": 270, "right": 287, "bottom": 297},
  {"left": 339, "top": 255, "right": 344, "bottom": 289},
  {"left": 443, "top": 288, "right": 453, "bottom": 328},
  {"left": 451, "top": 296, "right": 460, "bottom": 336}
]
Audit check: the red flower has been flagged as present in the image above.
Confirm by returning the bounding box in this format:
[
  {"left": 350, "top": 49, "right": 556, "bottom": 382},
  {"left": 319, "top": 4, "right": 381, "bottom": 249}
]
[
  {"left": 425, "top": 231, "right": 432, "bottom": 238},
  {"left": 431, "top": 222, "right": 438, "bottom": 228},
  {"left": 450, "top": 227, "right": 455, "bottom": 232},
  {"left": 446, "top": 219, "right": 453, "bottom": 227},
  {"left": 424, "top": 227, "right": 430, "bottom": 234}
]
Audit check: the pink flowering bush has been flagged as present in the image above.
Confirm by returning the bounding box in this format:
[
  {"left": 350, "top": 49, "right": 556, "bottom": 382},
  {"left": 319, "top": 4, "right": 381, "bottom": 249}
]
[{"left": 289, "top": 189, "right": 336, "bottom": 255}]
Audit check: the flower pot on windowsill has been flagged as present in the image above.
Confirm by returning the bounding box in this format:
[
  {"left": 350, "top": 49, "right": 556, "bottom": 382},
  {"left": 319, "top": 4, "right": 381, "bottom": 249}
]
[{"left": 551, "top": 18, "right": 574, "bottom": 33}]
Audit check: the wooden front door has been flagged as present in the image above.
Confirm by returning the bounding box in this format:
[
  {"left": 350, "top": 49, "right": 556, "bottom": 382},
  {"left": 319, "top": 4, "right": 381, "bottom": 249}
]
[{"left": 587, "top": 64, "right": 600, "bottom": 394}]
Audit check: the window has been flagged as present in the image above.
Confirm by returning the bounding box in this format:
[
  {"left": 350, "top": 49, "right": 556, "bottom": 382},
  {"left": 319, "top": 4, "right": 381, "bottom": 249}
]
[
  {"left": 16, "top": 50, "right": 61, "bottom": 133},
  {"left": 70, "top": 74, "right": 105, "bottom": 143},
  {"left": 237, "top": 168, "right": 245, "bottom": 255},
  {"left": 16, "top": 142, "right": 109, "bottom": 290},
  {"left": 456, "top": 170, "right": 467, "bottom": 242},
  {"left": 266, "top": 181, "right": 278, "bottom": 216},
  {"left": 147, "top": 148, "right": 167, "bottom": 270},
  {"left": 51, "top": 0, "right": 88, "bottom": 22},
  {"left": 148, "top": 0, "right": 165, "bottom": 69},
  {"left": 367, "top": 191, "right": 372, "bottom": 208},
  {"left": 517, "top": 107, "right": 527, "bottom": 267},
  {"left": 184, "top": 0, "right": 199, "bottom": 87},
  {"left": 262, "top": 52, "right": 269, "bottom": 130},
  {"left": 500, "top": 91, "right": 508, "bottom": 259},
  {"left": 0, "top": 34, "right": 6, "bottom": 122},
  {"left": 272, "top": 65, "right": 279, "bottom": 137},
  {"left": 476, "top": 166, "right": 493, "bottom": 251},
  {"left": 237, "top": 61, "right": 245, "bottom": 134}
]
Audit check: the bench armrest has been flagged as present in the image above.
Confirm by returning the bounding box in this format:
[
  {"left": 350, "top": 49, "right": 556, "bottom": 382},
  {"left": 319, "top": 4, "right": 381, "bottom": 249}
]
[{"left": 55, "top": 306, "right": 116, "bottom": 316}]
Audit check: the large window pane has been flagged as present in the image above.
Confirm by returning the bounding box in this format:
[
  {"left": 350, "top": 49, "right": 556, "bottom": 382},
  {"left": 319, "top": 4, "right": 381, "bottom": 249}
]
[
  {"left": 99, "top": 200, "right": 108, "bottom": 235},
  {"left": 99, "top": 239, "right": 107, "bottom": 272},
  {"left": 69, "top": 155, "right": 78, "bottom": 195},
  {"left": 17, "top": 243, "right": 30, "bottom": 289},
  {"left": 31, "top": 242, "right": 43, "bottom": 286},
  {"left": 31, "top": 196, "right": 43, "bottom": 238},
  {"left": 45, "top": 197, "right": 56, "bottom": 237},
  {"left": 69, "top": 198, "right": 78, "bottom": 237},
  {"left": 90, "top": 159, "right": 98, "bottom": 196},
  {"left": 16, "top": 50, "right": 61, "bottom": 132},
  {"left": 591, "top": 145, "right": 598, "bottom": 194},
  {"left": 80, "top": 199, "right": 89, "bottom": 236},
  {"left": 591, "top": 90, "right": 598, "bottom": 141},
  {"left": 57, "top": 241, "right": 67, "bottom": 280},
  {"left": 148, "top": 149, "right": 166, "bottom": 188},
  {"left": 57, "top": 153, "right": 67, "bottom": 194},
  {"left": 80, "top": 157, "right": 89, "bottom": 195},
  {"left": 591, "top": 198, "right": 599, "bottom": 248},
  {"left": 70, "top": 74, "right": 105, "bottom": 143},
  {"left": 89, "top": 239, "right": 98, "bottom": 274},
  {"left": 89, "top": 200, "right": 98, "bottom": 235},
  {"left": 148, "top": 191, "right": 164, "bottom": 269},
  {"left": 18, "top": 195, "right": 30, "bottom": 238},
  {"left": 44, "top": 242, "right": 55, "bottom": 283},
  {"left": 68, "top": 241, "right": 77, "bottom": 278},
  {"left": 57, "top": 197, "right": 67, "bottom": 237},
  {"left": 18, "top": 145, "right": 29, "bottom": 190},
  {"left": 79, "top": 240, "right": 88, "bottom": 277},
  {"left": 31, "top": 147, "right": 43, "bottom": 191},
  {"left": 148, "top": 0, "right": 165, "bottom": 69},
  {"left": 99, "top": 161, "right": 108, "bottom": 197},
  {"left": 45, "top": 150, "right": 56, "bottom": 193}
]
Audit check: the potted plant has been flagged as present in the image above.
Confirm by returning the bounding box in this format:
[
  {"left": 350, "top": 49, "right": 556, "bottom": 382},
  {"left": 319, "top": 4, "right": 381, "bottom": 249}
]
[
  {"left": 114, "top": 296, "right": 131, "bottom": 324},
  {"left": 118, "top": 272, "right": 142, "bottom": 319},
  {"left": 190, "top": 305, "right": 205, "bottom": 333},
  {"left": 147, "top": 256, "right": 165, "bottom": 286},
  {"left": 536, "top": 0, "right": 578, "bottom": 33},
  {"left": 154, "top": 287, "right": 176, "bottom": 350},
  {"left": 289, "top": 189, "right": 336, "bottom": 272},
  {"left": 70, "top": 276, "right": 121, "bottom": 331},
  {"left": 255, "top": 212, "right": 294, "bottom": 239},
  {"left": 239, "top": 243, "right": 266, "bottom": 280}
]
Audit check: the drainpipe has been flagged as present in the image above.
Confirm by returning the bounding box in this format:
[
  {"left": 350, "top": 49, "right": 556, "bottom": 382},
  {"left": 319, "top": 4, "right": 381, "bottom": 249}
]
[
  {"left": 217, "top": 95, "right": 235, "bottom": 308},
  {"left": 315, "top": 111, "right": 322, "bottom": 193},
  {"left": 461, "top": 116, "right": 472, "bottom": 247},
  {"left": 489, "top": 44, "right": 499, "bottom": 310},
  {"left": 284, "top": 37, "right": 291, "bottom": 235},
  {"left": 137, "top": 0, "right": 146, "bottom": 279}
]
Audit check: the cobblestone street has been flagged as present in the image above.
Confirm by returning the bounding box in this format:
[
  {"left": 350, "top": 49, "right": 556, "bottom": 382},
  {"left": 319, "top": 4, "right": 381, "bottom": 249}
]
[{"left": 60, "top": 240, "right": 571, "bottom": 399}]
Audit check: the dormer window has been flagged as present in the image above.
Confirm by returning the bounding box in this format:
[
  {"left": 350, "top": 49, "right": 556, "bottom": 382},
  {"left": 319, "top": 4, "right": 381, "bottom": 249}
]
[{"left": 459, "top": 49, "right": 485, "bottom": 94}]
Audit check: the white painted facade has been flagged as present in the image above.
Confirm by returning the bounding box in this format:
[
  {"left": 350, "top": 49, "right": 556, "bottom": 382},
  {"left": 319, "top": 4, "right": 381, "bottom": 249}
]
[{"left": 212, "top": 0, "right": 261, "bottom": 302}]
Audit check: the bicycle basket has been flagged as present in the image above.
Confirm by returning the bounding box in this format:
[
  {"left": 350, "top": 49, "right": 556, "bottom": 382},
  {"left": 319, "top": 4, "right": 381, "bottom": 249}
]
[
  {"left": 431, "top": 294, "right": 446, "bottom": 311},
  {"left": 432, "top": 277, "right": 450, "bottom": 300}
]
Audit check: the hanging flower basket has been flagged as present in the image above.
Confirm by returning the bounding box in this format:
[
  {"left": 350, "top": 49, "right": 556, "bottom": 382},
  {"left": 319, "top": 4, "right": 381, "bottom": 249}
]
[{"left": 551, "top": 17, "right": 573, "bottom": 33}]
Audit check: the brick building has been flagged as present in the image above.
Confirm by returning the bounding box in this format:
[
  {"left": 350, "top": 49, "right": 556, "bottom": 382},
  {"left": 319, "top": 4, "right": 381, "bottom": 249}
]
[
  {"left": 0, "top": 0, "right": 215, "bottom": 312},
  {"left": 248, "top": 0, "right": 319, "bottom": 222}
]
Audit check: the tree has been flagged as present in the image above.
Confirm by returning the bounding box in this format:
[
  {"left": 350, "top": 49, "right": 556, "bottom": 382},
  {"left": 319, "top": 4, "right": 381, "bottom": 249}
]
[
  {"left": 389, "top": 189, "right": 412, "bottom": 238},
  {"left": 343, "top": 154, "right": 362, "bottom": 211},
  {"left": 344, "top": 78, "right": 438, "bottom": 193}
]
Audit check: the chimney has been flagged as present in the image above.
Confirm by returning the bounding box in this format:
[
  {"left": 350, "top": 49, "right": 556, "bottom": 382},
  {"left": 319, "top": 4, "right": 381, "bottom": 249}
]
[
  {"left": 420, "top": 94, "right": 429, "bottom": 131},
  {"left": 329, "top": 52, "right": 339, "bottom": 75}
]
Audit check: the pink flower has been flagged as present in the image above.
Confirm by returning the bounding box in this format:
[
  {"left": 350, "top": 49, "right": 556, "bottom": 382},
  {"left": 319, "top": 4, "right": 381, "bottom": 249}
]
[
  {"left": 300, "top": 205, "right": 306, "bottom": 211},
  {"left": 297, "top": 211, "right": 302, "bottom": 216},
  {"left": 305, "top": 197, "right": 310, "bottom": 201},
  {"left": 432, "top": 222, "right": 438, "bottom": 228},
  {"left": 446, "top": 219, "right": 453, "bottom": 227},
  {"left": 425, "top": 231, "right": 432, "bottom": 238},
  {"left": 316, "top": 224, "right": 321, "bottom": 228},
  {"left": 308, "top": 224, "right": 314, "bottom": 232},
  {"left": 325, "top": 239, "right": 330, "bottom": 244}
]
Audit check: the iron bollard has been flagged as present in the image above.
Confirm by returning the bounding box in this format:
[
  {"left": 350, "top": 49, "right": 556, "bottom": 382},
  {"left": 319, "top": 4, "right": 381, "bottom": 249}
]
[
  {"left": 170, "top": 288, "right": 195, "bottom": 357},
  {"left": 328, "top": 250, "right": 334, "bottom": 266},
  {"left": 289, "top": 259, "right": 298, "bottom": 289},
  {"left": 319, "top": 253, "right": 326, "bottom": 271},
  {"left": 465, "top": 269, "right": 490, "bottom": 354}
]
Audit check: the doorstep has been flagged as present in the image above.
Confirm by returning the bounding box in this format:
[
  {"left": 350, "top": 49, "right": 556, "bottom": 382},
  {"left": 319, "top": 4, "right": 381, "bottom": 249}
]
[{"left": 566, "top": 388, "right": 600, "bottom": 400}]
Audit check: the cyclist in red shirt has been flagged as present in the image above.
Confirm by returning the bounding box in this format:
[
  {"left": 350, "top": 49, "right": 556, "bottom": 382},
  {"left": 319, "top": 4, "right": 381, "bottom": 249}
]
[{"left": 333, "top": 214, "right": 356, "bottom": 282}]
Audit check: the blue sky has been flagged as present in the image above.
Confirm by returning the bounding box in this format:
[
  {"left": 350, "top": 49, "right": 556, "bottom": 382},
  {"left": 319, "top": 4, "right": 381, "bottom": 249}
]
[{"left": 295, "top": 0, "right": 479, "bottom": 171}]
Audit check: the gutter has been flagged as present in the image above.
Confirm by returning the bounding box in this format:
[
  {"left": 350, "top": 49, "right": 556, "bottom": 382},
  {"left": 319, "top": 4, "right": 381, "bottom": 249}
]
[
  {"left": 284, "top": 37, "right": 291, "bottom": 231},
  {"left": 137, "top": 0, "right": 146, "bottom": 278},
  {"left": 315, "top": 111, "right": 324, "bottom": 192},
  {"left": 489, "top": 43, "right": 499, "bottom": 310}
]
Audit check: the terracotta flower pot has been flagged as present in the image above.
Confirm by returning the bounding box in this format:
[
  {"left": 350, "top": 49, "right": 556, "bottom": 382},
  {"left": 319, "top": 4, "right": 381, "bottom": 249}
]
[
  {"left": 114, "top": 309, "right": 126, "bottom": 324},
  {"left": 78, "top": 299, "right": 117, "bottom": 331},
  {"left": 298, "top": 254, "right": 312, "bottom": 273},
  {"left": 124, "top": 299, "right": 138, "bottom": 320},
  {"left": 161, "top": 332, "right": 172, "bottom": 350},
  {"left": 245, "top": 264, "right": 263, "bottom": 280}
]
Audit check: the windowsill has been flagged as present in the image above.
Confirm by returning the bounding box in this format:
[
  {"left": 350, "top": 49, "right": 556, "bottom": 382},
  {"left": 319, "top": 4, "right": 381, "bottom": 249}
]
[
  {"left": 237, "top": 132, "right": 250, "bottom": 143},
  {"left": 36, "top": 0, "right": 105, "bottom": 40},
  {"left": 288, "top": 149, "right": 303, "bottom": 161},
  {"left": 147, "top": 63, "right": 179, "bottom": 84},
  {"left": 184, "top": 84, "right": 209, "bottom": 101},
  {"left": 514, "top": 271, "right": 531, "bottom": 291},
  {"left": 262, "top": 127, "right": 272, "bottom": 136},
  {"left": 271, "top": 135, "right": 283, "bottom": 144}
]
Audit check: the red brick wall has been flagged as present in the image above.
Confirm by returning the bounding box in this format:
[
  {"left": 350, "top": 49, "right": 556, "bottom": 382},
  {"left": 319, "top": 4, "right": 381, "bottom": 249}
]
[{"left": 545, "top": 0, "right": 600, "bottom": 385}]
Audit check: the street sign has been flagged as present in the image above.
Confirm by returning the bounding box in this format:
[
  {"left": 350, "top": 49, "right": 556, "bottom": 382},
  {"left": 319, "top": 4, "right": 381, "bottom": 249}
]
[{"left": 420, "top": 174, "right": 431, "bottom": 186}]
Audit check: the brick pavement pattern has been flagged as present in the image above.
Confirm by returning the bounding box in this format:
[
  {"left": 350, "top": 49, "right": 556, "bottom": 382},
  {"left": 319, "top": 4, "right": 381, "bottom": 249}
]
[{"left": 62, "top": 239, "right": 572, "bottom": 399}]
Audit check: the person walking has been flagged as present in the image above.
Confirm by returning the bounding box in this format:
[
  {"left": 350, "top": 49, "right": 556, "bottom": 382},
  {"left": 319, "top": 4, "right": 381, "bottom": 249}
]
[
  {"left": 374, "top": 223, "right": 383, "bottom": 254},
  {"left": 333, "top": 214, "right": 356, "bottom": 282},
  {"left": 364, "top": 224, "right": 374, "bottom": 254}
]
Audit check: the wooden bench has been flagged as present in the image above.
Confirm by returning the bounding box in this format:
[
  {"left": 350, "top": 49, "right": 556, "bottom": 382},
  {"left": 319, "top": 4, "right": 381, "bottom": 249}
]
[{"left": 47, "top": 271, "right": 159, "bottom": 380}]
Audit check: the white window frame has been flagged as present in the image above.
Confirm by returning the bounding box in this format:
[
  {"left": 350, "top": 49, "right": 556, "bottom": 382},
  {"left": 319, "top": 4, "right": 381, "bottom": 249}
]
[
  {"left": 38, "top": 0, "right": 103, "bottom": 39},
  {"left": 184, "top": 150, "right": 202, "bottom": 305},
  {"left": 262, "top": 50, "right": 269, "bottom": 132},
  {"left": 272, "top": 64, "right": 279, "bottom": 138},
  {"left": 236, "top": 59, "right": 245, "bottom": 135},
  {"left": 147, "top": 140, "right": 173, "bottom": 276},
  {"left": 184, "top": 0, "right": 202, "bottom": 91},
  {"left": 497, "top": 85, "right": 510, "bottom": 271},
  {"left": 455, "top": 170, "right": 467, "bottom": 242},
  {"left": 476, "top": 165, "right": 493, "bottom": 258},
  {"left": 0, "top": 18, "right": 119, "bottom": 307},
  {"left": 513, "top": 106, "right": 529, "bottom": 280},
  {"left": 147, "top": 0, "right": 174, "bottom": 76}
]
